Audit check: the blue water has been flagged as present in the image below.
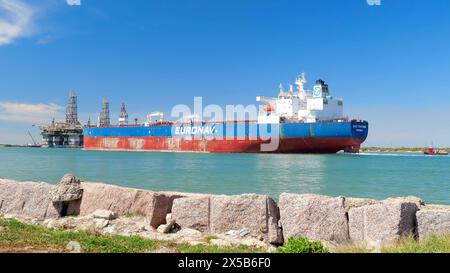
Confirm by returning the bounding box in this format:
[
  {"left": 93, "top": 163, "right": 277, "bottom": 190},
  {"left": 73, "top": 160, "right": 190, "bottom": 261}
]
[{"left": 0, "top": 147, "right": 449, "bottom": 204}]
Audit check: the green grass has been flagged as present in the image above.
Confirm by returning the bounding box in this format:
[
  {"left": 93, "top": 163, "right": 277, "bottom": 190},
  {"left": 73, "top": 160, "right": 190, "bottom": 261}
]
[
  {"left": 334, "top": 234, "right": 450, "bottom": 253},
  {"left": 204, "top": 234, "right": 218, "bottom": 243},
  {"left": 176, "top": 243, "right": 263, "bottom": 253},
  {"left": 277, "top": 237, "right": 329, "bottom": 253},
  {"left": 0, "top": 218, "right": 264, "bottom": 253},
  {"left": 2, "top": 218, "right": 448, "bottom": 253},
  {"left": 382, "top": 234, "right": 450, "bottom": 253},
  {"left": 0, "top": 218, "right": 157, "bottom": 253}
]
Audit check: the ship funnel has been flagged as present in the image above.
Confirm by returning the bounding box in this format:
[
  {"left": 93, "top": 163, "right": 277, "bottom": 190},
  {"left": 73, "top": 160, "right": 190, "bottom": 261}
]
[{"left": 314, "top": 79, "right": 329, "bottom": 96}]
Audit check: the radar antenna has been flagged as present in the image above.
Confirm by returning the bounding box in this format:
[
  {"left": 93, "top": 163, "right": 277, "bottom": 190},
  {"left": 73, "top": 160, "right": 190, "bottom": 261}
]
[{"left": 295, "top": 72, "right": 307, "bottom": 92}]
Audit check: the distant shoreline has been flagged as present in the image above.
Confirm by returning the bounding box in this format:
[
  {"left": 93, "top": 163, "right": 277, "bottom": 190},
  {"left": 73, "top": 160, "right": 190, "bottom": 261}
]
[
  {"left": 361, "top": 147, "right": 450, "bottom": 153},
  {"left": 2, "top": 144, "right": 449, "bottom": 153},
  {"left": 0, "top": 144, "right": 42, "bottom": 148}
]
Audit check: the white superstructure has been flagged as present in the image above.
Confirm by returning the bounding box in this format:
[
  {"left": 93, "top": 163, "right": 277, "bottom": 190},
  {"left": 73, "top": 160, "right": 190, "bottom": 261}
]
[{"left": 257, "top": 73, "right": 345, "bottom": 124}]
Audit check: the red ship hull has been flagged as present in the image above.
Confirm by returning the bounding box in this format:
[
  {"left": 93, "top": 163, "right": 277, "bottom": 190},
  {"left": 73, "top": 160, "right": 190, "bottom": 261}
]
[
  {"left": 83, "top": 136, "right": 364, "bottom": 154},
  {"left": 424, "top": 148, "right": 449, "bottom": 156}
]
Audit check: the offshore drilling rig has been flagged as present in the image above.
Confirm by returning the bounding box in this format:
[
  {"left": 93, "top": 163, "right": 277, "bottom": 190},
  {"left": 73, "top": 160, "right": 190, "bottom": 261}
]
[
  {"left": 39, "top": 91, "right": 83, "bottom": 148},
  {"left": 98, "top": 97, "right": 111, "bottom": 127}
]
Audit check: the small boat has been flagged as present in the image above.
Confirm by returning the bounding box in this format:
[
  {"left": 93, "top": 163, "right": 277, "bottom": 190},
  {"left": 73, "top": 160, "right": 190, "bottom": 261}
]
[{"left": 424, "top": 148, "right": 449, "bottom": 155}]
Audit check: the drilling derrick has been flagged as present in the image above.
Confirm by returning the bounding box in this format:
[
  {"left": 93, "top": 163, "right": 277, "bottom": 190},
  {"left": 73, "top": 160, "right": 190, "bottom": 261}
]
[
  {"left": 118, "top": 102, "right": 129, "bottom": 125},
  {"left": 99, "top": 97, "right": 111, "bottom": 127},
  {"left": 66, "top": 91, "right": 79, "bottom": 128}
]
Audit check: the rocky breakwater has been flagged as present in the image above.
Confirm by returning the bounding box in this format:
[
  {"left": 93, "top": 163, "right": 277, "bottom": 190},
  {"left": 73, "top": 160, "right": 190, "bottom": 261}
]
[
  {"left": 1, "top": 174, "right": 450, "bottom": 251},
  {"left": 0, "top": 174, "right": 181, "bottom": 229},
  {"left": 416, "top": 205, "right": 450, "bottom": 241},
  {"left": 0, "top": 175, "right": 278, "bottom": 249},
  {"left": 279, "top": 193, "right": 450, "bottom": 248},
  {"left": 170, "top": 194, "right": 283, "bottom": 245},
  {"left": 0, "top": 178, "right": 61, "bottom": 219},
  {"left": 69, "top": 181, "right": 183, "bottom": 228}
]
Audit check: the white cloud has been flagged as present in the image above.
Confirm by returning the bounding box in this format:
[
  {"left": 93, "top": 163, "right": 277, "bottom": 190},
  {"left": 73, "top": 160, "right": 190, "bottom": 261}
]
[
  {"left": 66, "top": 0, "right": 81, "bottom": 6},
  {"left": 0, "top": 102, "right": 64, "bottom": 124},
  {"left": 0, "top": 0, "right": 33, "bottom": 45}
]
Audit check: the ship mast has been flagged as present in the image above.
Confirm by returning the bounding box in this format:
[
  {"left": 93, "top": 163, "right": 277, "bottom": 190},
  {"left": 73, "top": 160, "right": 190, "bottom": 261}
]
[{"left": 296, "top": 72, "right": 307, "bottom": 99}]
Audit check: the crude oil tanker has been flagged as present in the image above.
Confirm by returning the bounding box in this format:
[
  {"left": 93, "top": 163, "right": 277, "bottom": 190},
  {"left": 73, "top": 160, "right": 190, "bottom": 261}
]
[{"left": 83, "top": 74, "right": 369, "bottom": 153}]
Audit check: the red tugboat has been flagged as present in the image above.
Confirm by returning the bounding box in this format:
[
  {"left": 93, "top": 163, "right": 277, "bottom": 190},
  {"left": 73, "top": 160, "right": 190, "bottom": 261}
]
[{"left": 424, "top": 148, "right": 449, "bottom": 156}]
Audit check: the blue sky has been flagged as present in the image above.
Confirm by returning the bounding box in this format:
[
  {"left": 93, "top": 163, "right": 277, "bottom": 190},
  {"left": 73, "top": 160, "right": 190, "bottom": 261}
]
[{"left": 0, "top": 0, "right": 449, "bottom": 147}]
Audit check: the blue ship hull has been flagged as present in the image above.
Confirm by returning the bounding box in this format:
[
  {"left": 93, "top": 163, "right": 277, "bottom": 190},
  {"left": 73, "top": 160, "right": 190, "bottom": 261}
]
[{"left": 83, "top": 120, "right": 368, "bottom": 153}]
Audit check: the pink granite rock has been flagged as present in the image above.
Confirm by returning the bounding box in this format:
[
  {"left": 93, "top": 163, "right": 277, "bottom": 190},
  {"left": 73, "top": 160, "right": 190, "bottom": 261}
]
[
  {"left": 0, "top": 179, "right": 60, "bottom": 219},
  {"left": 76, "top": 182, "right": 182, "bottom": 228},
  {"left": 172, "top": 197, "right": 210, "bottom": 232},
  {"left": 210, "top": 194, "right": 283, "bottom": 244},
  {"left": 348, "top": 198, "right": 418, "bottom": 245},
  {"left": 416, "top": 205, "right": 450, "bottom": 240},
  {"left": 279, "top": 193, "right": 349, "bottom": 244},
  {"left": 171, "top": 194, "right": 283, "bottom": 244}
]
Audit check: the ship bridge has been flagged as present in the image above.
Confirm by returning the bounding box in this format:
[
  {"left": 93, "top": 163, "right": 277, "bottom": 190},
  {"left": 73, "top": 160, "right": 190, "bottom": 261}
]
[{"left": 257, "top": 73, "right": 345, "bottom": 124}]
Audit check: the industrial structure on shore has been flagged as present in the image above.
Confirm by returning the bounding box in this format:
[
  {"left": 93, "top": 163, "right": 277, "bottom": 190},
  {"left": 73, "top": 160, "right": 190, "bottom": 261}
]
[
  {"left": 38, "top": 92, "right": 120, "bottom": 148},
  {"left": 39, "top": 91, "right": 84, "bottom": 148}
]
